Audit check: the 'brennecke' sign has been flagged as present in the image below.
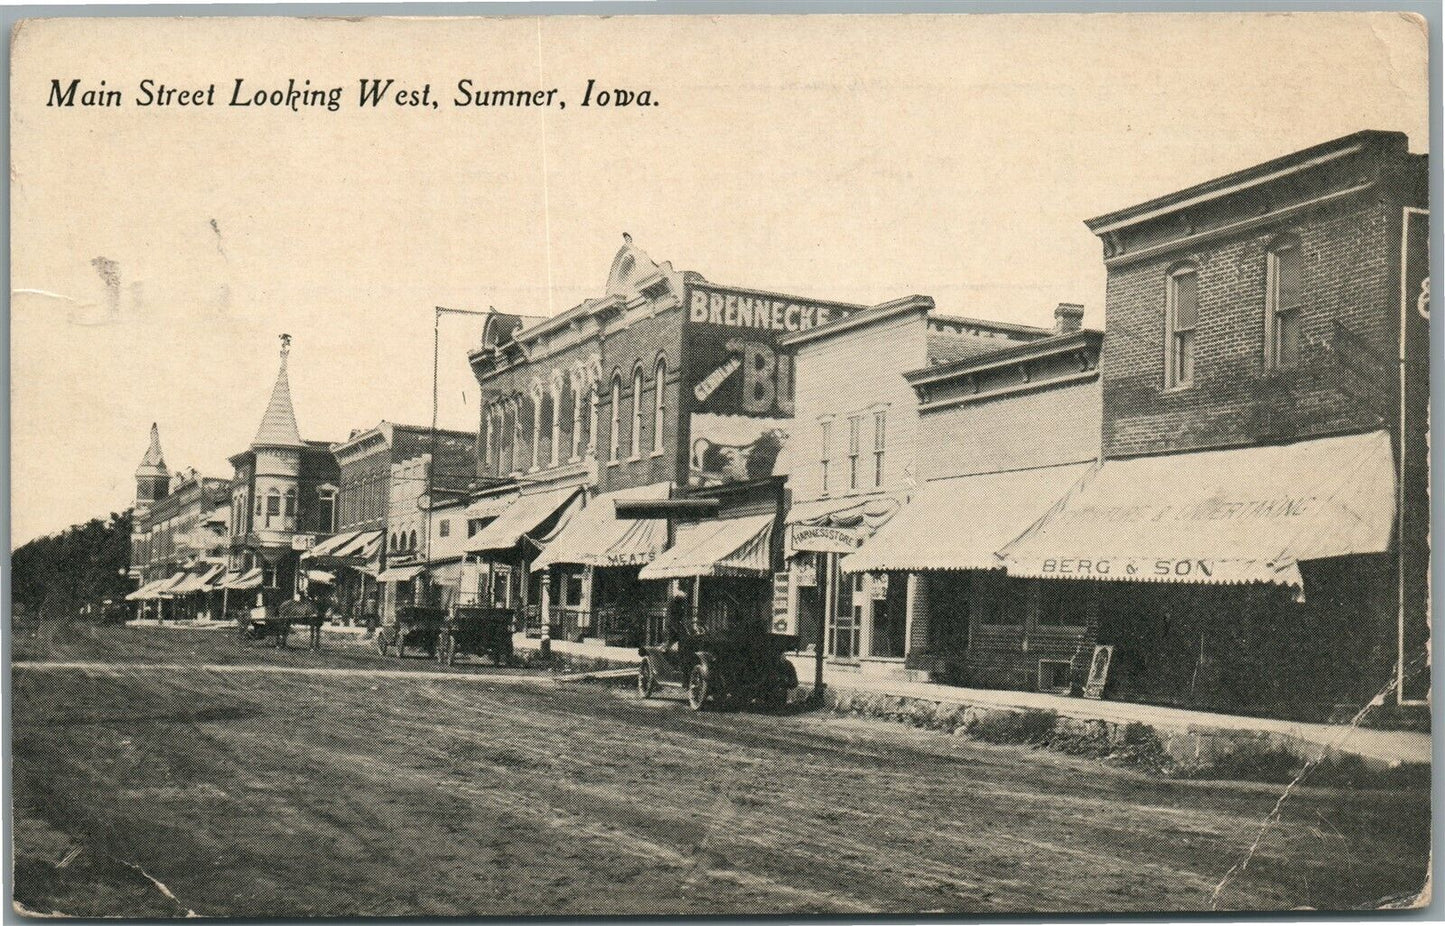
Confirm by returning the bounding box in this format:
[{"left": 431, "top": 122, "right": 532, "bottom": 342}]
[{"left": 688, "top": 286, "right": 849, "bottom": 333}]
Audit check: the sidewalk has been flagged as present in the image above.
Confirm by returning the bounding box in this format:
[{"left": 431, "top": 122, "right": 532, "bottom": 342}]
[{"left": 512, "top": 633, "right": 1430, "bottom": 768}]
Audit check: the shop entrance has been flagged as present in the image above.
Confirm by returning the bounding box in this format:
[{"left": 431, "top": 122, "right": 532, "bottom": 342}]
[{"left": 827, "top": 567, "right": 862, "bottom": 660}]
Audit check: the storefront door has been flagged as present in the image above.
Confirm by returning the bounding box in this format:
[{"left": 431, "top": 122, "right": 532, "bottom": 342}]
[{"left": 827, "top": 560, "right": 861, "bottom": 660}]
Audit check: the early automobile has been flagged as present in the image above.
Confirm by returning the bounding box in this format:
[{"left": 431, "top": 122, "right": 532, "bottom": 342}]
[
  {"left": 375, "top": 605, "right": 446, "bottom": 658},
  {"left": 438, "top": 605, "right": 515, "bottom": 666},
  {"left": 638, "top": 631, "right": 798, "bottom": 711}
]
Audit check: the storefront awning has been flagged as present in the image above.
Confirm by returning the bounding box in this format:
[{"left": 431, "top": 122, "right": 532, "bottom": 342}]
[
  {"left": 125, "top": 578, "right": 167, "bottom": 601},
  {"left": 999, "top": 430, "right": 1396, "bottom": 588},
  {"left": 375, "top": 564, "right": 425, "bottom": 583},
  {"left": 169, "top": 563, "right": 227, "bottom": 594},
  {"left": 464, "top": 487, "right": 582, "bottom": 554},
  {"left": 465, "top": 492, "right": 519, "bottom": 520},
  {"left": 302, "top": 529, "right": 383, "bottom": 566},
  {"left": 638, "top": 514, "right": 776, "bottom": 580},
  {"left": 785, "top": 493, "right": 904, "bottom": 555},
  {"left": 306, "top": 569, "right": 337, "bottom": 585},
  {"left": 221, "top": 567, "right": 264, "bottom": 591},
  {"left": 152, "top": 573, "right": 192, "bottom": 598},
  {"left": 530, "top": 483, "right": 671, "bottom": 572},
  {"left": 841, "top": 463, "right": 1094, "bottom": 574}
]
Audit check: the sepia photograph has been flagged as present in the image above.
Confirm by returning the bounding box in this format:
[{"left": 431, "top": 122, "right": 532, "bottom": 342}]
[{"left": 6, "top": 8, "right": 1435, "bottom": 919}]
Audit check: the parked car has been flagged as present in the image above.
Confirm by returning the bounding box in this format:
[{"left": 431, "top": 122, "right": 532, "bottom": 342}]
[{"left": 638, "top": 630, "right": 798, "bottom": 711}]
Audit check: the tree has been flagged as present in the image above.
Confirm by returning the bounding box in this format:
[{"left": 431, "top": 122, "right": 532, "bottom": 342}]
[{"left": 12, "top": 510, "right": 133, "bottom": 619}]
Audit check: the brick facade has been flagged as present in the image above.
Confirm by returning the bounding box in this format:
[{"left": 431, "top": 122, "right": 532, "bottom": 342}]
[{"left": 1092, "top": 131, "right": 1426, "bottom": 458}]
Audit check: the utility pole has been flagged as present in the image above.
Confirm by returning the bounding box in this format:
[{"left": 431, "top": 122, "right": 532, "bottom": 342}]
[{"left": 430, "top": 306, "right": 493, "bottom": 598}]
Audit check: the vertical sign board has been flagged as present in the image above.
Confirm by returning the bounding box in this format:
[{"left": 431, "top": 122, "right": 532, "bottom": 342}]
[
  {"left": 771, "top": 571, "right": 793, "bottom": 634},
  {"left": 684, "top": 284, "right": 863, "bottom": 487},
  {"left": 1399, "top": 207, "right": 1430, "bottom": 704}
]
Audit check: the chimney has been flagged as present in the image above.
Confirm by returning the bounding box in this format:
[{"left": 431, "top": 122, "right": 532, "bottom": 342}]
[{"left": 1054, "top": 303, "right": 1085, "bottom": 334}]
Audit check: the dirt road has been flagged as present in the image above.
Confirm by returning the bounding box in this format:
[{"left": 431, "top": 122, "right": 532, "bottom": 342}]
[{"left": 10, "top": 626, "right": 1430, "bottom": 916}]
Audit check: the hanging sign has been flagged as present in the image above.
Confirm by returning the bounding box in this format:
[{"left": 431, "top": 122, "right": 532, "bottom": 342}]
[{"left": 787, "top": 523, "right": 865, "bottom": 554}]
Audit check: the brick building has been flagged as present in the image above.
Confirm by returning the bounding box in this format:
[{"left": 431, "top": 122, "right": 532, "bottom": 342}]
[
  {"left": 998, "top": 131, "right": 1428, "bottom": 718},
  {"left": 775, "top": 295, "right": 1061, "bottom": 680},
  {"left": 125, "top": 424, "right": 232, "bottom": 619},
  {"left": 466, "top": 237, "right": 880, "bottom": 643},
  {"left": 306, "top": 422, "right": 475, "bottom": 624}
]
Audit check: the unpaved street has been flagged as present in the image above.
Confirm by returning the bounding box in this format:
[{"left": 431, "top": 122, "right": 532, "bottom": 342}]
[{"left": 11, "top": 626, "right": 1430, "bottom": 916}]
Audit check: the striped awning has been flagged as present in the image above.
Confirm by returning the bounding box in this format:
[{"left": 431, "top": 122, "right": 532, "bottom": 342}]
[
  {"left": 125, "top": 578, "right": 169, "bottom": 601},
  {"left": 465, "top": 487, "right": 582, "bottom": 554},
  {"left": 221, "top": 567, "right": 264, "bottom": 591},
  {"left": 168, "top": 563, "right": 227, "bottom": 594},
  {"left": 638, "top": 514, "right": 776, "bottom": 580},
  {"left": 530, "top": 483, "right": 671, "bottom": 572},
  {"left": 999, "top": 431, "right": 1396, "bottom": 588},
  {"left": 302, "top": 529, "right": 382, "bottom": 566}
]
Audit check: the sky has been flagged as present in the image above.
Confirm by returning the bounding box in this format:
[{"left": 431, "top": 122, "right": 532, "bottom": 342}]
[{"left": 9, "top": 12, "right": 1429, "bottom": 547}]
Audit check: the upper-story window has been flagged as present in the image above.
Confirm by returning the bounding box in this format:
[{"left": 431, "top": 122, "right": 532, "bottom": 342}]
[
  {"left": 631, "top": 366, "right": 645, "bottom": 459},
  {"left": 609, "top": 374, "right": 623, "bottom": 462},
  {"left": 265, "top": 489, "right": 281, "bottom": 528},
  {"left": 1166, "top": 264, "right": 1198, "bottom": 388},
  {"left": 317, "top": 488, "right": 336, "bottom": 534},
  {"left": 652, "top": 358, "right": 666, "bottom": 455},
  {"left": 872, "top": 409, "right": 887, "bottom": 489},
  {"left": 284, "top": 488, "right": 297, "bottom": 520},
  {"left": 1266, "top": 236, "right": 1303, "bottom": 369},
  {"left": 439, "top": 519, "right": 450, "bottom": 538},
  {"left": 819, "top": 419, "right": 832, "bottom": 495},
  {"left": 847, "top": 415, "right": 862, "bottom": 491}
]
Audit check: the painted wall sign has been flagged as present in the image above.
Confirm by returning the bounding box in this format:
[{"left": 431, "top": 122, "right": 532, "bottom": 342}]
[
  {"left": 788, "top": 523, "right": 865, "bottom": 554},
  {"left": 688, "top": 286, "right": 850, "bottom": 334},
  {"left": 688, "top": 413, "right": 788, "bottom": 488}
]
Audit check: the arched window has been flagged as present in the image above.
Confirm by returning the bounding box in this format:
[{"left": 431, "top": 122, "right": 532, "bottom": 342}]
[
  {"left": 631, "top": 365, "right": 645, "bottom": 459},
  {"left": 409, "top": 530, "right": 418, "bottom": 552},
  {"left": 1165, "top": 263, "right": 1198, "bottom": 388},
  {"left": 549, "top": 376, "right": 564, "bottom": 467},
  {"left": 539, "top": 389, "right": 554, "bottom": 469},
  {"left": 652, "top": 357, "right": 667, "bottom": 454},
  {"left": 1266, "top": 235, "right": 1303, "bottom": 368},
  {"left": 529, "top": 390, "right": 542, "bottom": 471},
  {"left": 570, "top": 375, "right": 585, "bottom": 461},
  {"left": 265, "top": 488, "right": 281, "bottom": 528},
  {"left": 511, "top": 396, "right": 524, "bottom": 474},
  {"left": 389, "top": 532, "right": 397, "bottom": 552},
  {"left": 587, "top": 382, "right": 600, "bottom": 455},
  {"left": 284, "top": 488, "right": 297, "bottom": 521},
  {"left": 609, "top": 373, "right": 623, "bottom": 462}
]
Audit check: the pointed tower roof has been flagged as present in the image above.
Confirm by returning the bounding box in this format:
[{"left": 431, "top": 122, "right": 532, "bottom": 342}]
[
  {"left": 136, "top": 422, "right": 170, "bottom": 478},
  {"left": 252, "top": 334, "right": 305, "bottom": 449}
]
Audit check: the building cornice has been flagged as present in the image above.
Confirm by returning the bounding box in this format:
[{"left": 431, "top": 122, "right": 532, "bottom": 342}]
[
  {"left": 779, "top": 295, "right": 934, "bottom": 348},
  {"left": 905, "top": 329, "right": 1104, "bottom": 387}
]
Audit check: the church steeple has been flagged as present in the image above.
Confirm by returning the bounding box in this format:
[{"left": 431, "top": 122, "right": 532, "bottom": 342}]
[{"left": 252, "top": 333, "right": 305, "bottom": 449}]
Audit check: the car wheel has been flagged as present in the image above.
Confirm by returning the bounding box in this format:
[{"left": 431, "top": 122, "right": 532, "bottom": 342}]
[
  {"left": 687, "top": 666, "right": 709, "bottom": 711},
  {"left": 638, "top": 661, "right": 656, "bottom": 698}
]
